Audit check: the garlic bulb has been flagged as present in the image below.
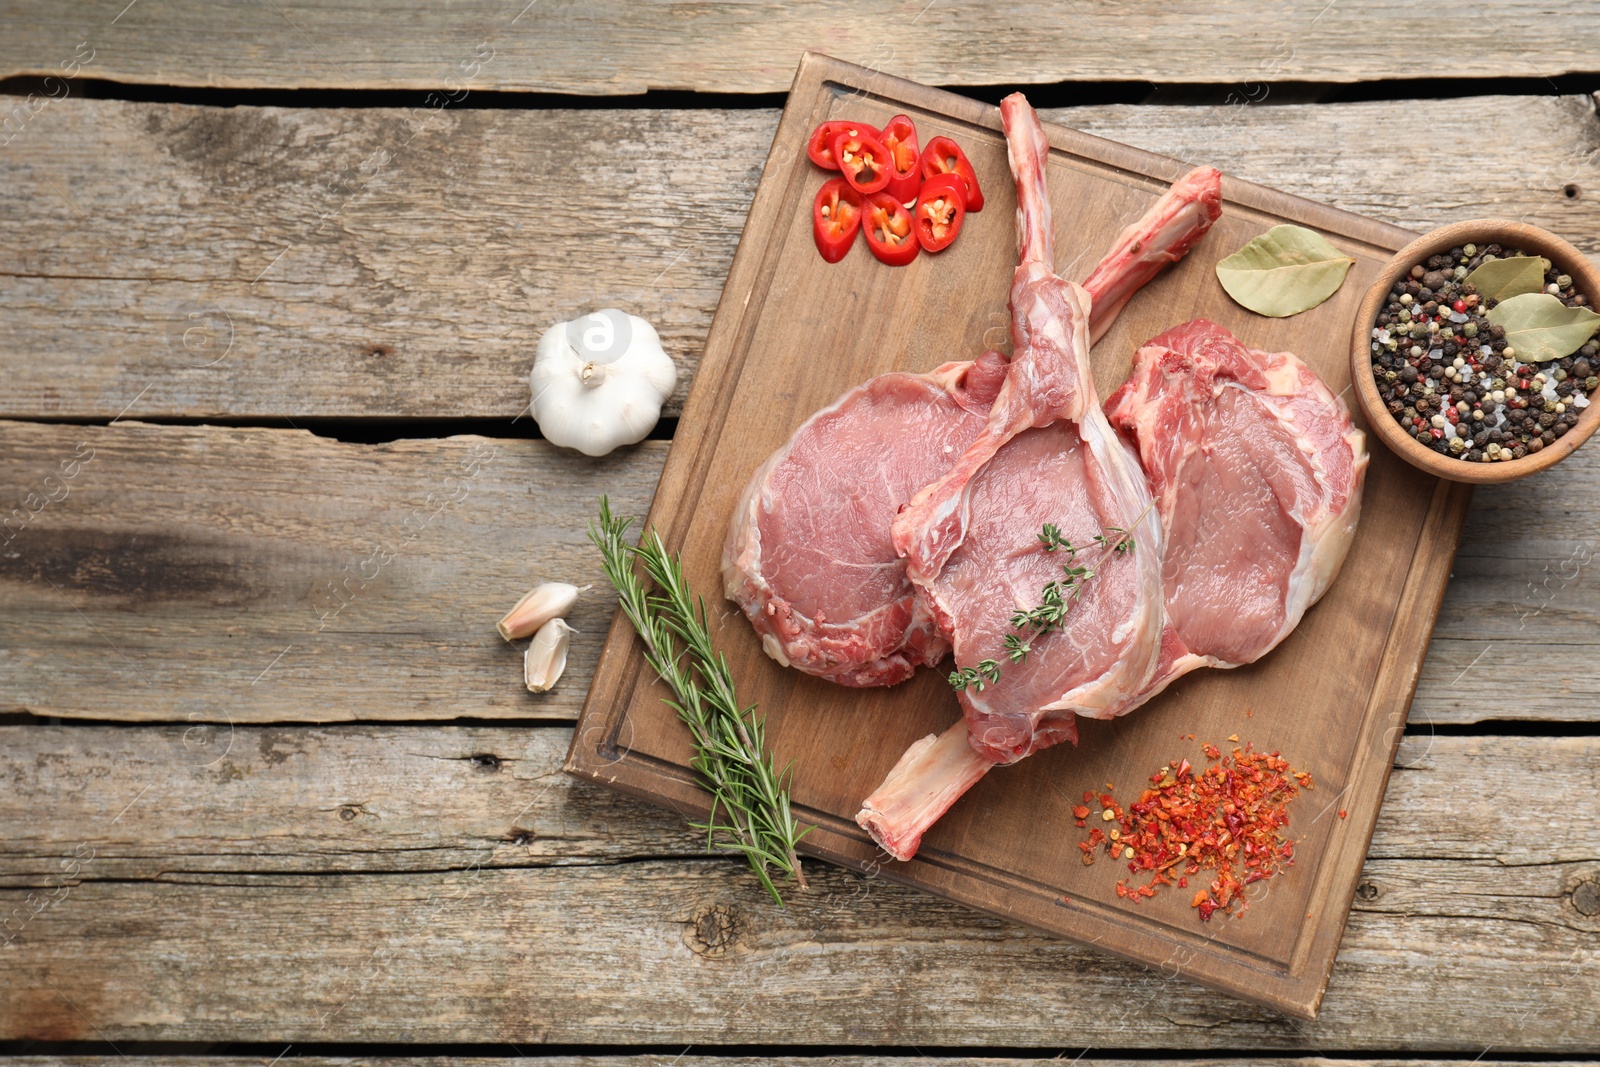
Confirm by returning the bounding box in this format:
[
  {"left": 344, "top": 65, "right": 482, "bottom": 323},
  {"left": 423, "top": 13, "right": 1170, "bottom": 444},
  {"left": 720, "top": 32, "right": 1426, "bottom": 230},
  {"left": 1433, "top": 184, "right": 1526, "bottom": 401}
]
[
  {"left": 498, "top": 582, "right": 585, "bottom": 642},
  {"left": 524, "top": 618, "right": 576, "bottom": 692},
  {"left": 530, "top": 309, "right": 677, "bottom": 457}
]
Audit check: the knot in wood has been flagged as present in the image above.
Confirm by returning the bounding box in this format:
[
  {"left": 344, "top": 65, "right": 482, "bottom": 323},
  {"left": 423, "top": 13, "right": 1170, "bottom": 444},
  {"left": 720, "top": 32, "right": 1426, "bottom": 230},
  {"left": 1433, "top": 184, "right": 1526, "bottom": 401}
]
[
  {"left": 1355, "top": 882, "right": 1379, "bottom": 902},
  {"left": 683, "top": 903, "right": 740, "bottom": 958},
  {"left": 338, "top": 806, "right": 359, "bottom": 822},
  {"left": 469, "top": 754, "right": 502, "bottom": 773},
  {"left": 1573, "top": 877, "right": 1600, "bottom": 918}
]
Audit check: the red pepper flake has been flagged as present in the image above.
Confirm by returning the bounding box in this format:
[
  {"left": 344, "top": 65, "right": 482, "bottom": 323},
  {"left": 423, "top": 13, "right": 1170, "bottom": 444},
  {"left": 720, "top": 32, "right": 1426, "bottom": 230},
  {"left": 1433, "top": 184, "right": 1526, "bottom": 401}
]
[
  {"left": 1072, "top": 804, "right": 1090, "bottom": 820},
  {"left": 1074, "top": 736, "right": 1307, "bottom": 924},
  {"left": 1338, "top": 809, "right": 1348, "bottom": 819}
]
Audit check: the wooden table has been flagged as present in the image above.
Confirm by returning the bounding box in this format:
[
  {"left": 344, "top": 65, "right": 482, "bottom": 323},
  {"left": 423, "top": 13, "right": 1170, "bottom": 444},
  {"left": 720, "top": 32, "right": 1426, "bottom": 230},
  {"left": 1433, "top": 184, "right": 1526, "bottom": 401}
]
[{"left": 2, "top": 3, "right": 1598, "bottom": 1062}]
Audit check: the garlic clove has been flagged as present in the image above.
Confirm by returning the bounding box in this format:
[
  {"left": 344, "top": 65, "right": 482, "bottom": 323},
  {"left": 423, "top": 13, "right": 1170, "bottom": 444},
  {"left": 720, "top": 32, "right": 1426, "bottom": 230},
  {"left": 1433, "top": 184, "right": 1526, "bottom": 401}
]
[
  {"left": 524, "top": 618, "right": 577, "bottom": 692},
  {"left": 498, "top": 582, "right": 585, "bottom": 642}
]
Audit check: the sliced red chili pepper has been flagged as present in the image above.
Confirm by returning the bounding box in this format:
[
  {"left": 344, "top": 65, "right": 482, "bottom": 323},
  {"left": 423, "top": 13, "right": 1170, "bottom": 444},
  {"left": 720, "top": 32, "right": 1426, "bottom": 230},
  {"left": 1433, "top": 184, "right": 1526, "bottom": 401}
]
[
  {"left": 806, "top": 119, "right": 880, "bottom": 171},
  {"left": 879, "top": 113, "right": 921, "bottom": 203},
  {"left": 919, "top": 135, "right": 984, "bottom": 212},
  {"left": 812, "top": 177, "right": 863, "bottom": 264},
  {"left": 862, "top": 192, "right": 918, "bottom": 266},
  {"left": 913, "top": 173, "right": 966, "bottom": 253},
  {"left": 833, "top": 130, "right": 893, "bottom": 195}
]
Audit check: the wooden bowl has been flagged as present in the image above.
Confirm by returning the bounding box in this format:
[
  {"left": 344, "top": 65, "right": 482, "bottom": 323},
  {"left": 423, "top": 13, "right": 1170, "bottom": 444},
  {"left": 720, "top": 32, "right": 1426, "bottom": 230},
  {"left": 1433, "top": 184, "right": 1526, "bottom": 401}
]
[{"left": 1349, "top": 219, "right": 1600, "bottom": 484}]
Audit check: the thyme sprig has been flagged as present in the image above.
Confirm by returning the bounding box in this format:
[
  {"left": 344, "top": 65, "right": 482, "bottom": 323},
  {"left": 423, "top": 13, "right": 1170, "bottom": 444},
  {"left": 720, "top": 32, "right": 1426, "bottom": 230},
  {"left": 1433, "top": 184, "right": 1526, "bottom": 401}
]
[
  {"left": 589, "top": 497, "right": 808, "bottom": 903},
  {"left": 949, "top": 658, "right": 1003, "bottom": 692},
  {"left": 949, "top": 504, "right": 1155, "bottom": 691}
]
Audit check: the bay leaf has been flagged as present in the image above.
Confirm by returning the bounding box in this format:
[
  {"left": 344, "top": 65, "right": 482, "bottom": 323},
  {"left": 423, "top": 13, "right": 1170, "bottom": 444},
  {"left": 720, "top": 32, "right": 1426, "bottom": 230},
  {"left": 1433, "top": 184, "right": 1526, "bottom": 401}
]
[
  {"left": 1485, "top": 292, "right": 1600, "bottom": 362},
  {"left": 1214, "top": 224, "right": 1356, "bottom": 317},
  {"left": 1463, "top": 254, "right": 1549, "bottom": 301}
]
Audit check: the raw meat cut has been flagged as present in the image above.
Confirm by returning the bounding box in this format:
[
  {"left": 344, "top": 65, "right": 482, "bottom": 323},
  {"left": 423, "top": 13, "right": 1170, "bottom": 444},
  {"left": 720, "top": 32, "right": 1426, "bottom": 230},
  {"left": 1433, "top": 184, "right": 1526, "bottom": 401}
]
[
  {"left": 722, "top": 355, "right": 1005, "bottom": 686},
  {"left": 857, "top": 316, "right": 1368, "bottom": 862},
  {"left": 1083, "top": 166, "right": 1224, "bottom": 345},
  {"left": 859, "top": 94, "right": 1167, "bottom": 860},
  {"left": 1102, "top": 318, "right": 1368, "bottom": 704},
  {"left": 723, "top": 164, "right": 1222, "bottom": 687}
]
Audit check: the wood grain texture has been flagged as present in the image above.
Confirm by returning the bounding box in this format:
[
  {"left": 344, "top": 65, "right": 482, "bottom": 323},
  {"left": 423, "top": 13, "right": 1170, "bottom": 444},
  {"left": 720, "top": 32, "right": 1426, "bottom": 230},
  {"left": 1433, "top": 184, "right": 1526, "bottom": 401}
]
[
  {"left": 4, "top": 2, "right": 1600, "bottom": 92},
  {"left": 2, "top": 727, "right": 1597, "bottom": 1046},
  {"left": 6, "top": 729, "right": 1593, "bottom": 879},
  {"left": 2, "top": 420, "right": 1595, "bottom": 726},
  {"left": 1, "top": 95, "right": 1596, "bottom": 421},
  {"left": 0, "top": 419, "right": 664, "bottom": 723}
]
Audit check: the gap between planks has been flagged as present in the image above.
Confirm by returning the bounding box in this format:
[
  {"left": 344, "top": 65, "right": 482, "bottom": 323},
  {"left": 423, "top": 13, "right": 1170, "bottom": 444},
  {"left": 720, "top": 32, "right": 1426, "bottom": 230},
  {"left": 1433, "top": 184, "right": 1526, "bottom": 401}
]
[{"left": 3, "top": 2, "right": 1600, "bottom": 92}]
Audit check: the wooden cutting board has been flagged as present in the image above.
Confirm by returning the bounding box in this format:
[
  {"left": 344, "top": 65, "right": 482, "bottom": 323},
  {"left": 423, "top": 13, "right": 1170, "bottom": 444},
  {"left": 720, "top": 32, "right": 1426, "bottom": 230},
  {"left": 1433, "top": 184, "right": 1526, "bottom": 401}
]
[{"left": 567, "top": 52, "right": 1472, "bottom": 1019}]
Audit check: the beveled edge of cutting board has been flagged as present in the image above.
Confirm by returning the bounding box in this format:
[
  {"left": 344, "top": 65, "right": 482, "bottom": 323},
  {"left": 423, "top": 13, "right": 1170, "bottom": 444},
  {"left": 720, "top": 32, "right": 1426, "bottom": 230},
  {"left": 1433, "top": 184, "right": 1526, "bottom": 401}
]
[{"left": 566, "top": 50, "right": 1478, "bottom": 1020}]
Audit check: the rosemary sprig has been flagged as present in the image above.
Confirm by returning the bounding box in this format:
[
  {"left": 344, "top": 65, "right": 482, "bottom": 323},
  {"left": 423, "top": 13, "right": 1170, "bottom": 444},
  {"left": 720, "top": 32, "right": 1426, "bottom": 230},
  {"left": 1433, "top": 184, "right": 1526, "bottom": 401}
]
[{"left": 588, "top": 497, "right": 808, "bottom": 903}]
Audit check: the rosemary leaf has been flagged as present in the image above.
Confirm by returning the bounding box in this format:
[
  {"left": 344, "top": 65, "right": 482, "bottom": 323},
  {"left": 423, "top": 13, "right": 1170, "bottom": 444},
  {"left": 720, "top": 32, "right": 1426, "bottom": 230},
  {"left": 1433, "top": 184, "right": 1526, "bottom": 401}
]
[{"left": 588, "top": 497, "right": 809, "bottom": 904}]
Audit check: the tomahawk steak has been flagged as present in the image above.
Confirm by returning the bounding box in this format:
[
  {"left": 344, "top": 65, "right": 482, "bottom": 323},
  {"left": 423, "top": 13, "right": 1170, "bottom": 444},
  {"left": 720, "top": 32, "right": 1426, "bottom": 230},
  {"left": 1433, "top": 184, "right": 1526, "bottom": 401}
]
[
  {"left": 858, "top": 94, "right": 1167, "bottom": 860},
  {"left": 723, "top": 162, "right": 1221, "bottom": 687},
  {"left": 1102, "top": 318, "right": 1369, "bottom": 704}
]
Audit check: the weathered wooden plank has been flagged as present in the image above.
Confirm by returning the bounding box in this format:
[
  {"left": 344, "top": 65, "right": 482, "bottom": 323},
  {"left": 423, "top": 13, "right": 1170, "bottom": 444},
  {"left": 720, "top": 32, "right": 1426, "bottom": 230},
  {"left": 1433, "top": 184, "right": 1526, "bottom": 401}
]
[
  {"left": 0, "top": 727, "right": 700, "bottom": 878},
  {"left": 3, "top": 3, "right": 1599, "bottom": 93},
  {"left": 1, "top": 96, "right": 1595, "bottom": 421},
  {"left": 2, "top": 420, "right": 1597, "bottom": 724},
  {"left": 1414, "top": 436, "right": 1600, "bottom": 723},
  {"left": 2, "top": 729, "right": 1596, "bottom": 1046},
  {"left": 3, "top": 729, "right": 1591, "bottom": 879},
  {"left": 0, "top": 420, "right": 664, "bottom": 722}
]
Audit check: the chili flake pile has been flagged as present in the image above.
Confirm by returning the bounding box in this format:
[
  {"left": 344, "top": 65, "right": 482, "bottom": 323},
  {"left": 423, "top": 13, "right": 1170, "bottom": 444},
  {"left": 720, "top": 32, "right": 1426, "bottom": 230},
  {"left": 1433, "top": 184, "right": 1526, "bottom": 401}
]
[{"left": 1074, "top": 741, "right": 1309, "bottom": 922}]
